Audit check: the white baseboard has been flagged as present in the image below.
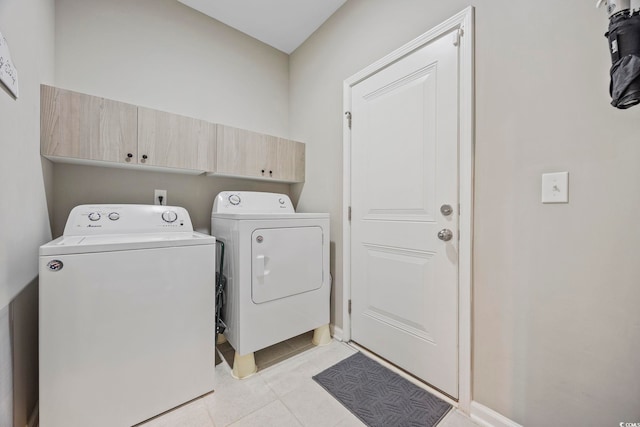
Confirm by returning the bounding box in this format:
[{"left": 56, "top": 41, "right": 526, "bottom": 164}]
[
  {"left": 330, "top": 324, "right": 343, "bottom": 341},
  {"left": 470, "top": 401, "right": 521, "bottom": 427},
  {"left": 26, "top": 401, "right": 38, "bottom": 427}
]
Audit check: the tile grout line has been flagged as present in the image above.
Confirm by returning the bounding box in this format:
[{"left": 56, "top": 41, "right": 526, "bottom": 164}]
[
  {"left": 278, "top": 395, "right": 307, "bottom": 427},
  {"left": 210, "top": 341, "right": 362, "bottom": 427},
  {"left": 225, "top": 399, "right": 286, "bottom": 427}
]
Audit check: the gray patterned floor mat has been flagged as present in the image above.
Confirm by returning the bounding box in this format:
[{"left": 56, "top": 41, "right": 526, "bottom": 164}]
[{"left": 313, "top": 352, "right": 451, "bottom": 427}]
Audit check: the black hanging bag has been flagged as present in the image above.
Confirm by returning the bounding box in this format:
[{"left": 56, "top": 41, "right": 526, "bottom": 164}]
[{"left": 606, "top": 11, "right": 640, "bottom": 108}]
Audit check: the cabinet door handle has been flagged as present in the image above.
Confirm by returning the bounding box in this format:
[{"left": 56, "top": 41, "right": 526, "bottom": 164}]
[
  {"left": 261, "top": 169, "right": 265, "bottom": 175},
  {"left": 126, "top": 153, "right": 133, "bottom": 162},
  {"left": 141, "top": 154, "right": 148, "bottom": 163},
  {"left": 269, "top": 170, "right": 273, "bottom": 176}
]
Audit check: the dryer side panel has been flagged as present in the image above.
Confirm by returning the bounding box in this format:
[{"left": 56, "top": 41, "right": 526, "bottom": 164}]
[
  {"left": 212, "top": 217, "right": 240, "bottom": 350},
  {"left": 251, "top": 226, "right": 323, "bottom": 304}
]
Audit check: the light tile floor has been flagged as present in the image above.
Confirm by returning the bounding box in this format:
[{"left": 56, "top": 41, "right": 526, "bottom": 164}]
[{"left": 140, "top": 340, "right": 481, "bottom": 427}]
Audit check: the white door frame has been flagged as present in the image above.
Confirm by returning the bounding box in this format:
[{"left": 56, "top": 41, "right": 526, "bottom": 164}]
[{"left": 342, "top": 6, "right": 474, "bottom": 414}]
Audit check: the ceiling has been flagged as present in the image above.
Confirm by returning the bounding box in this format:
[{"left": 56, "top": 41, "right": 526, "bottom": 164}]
[{"left": 177, "top": 0, "right": 347, "bottom": 54}]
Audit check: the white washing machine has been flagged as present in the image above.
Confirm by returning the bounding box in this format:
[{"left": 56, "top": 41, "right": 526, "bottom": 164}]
[
  {"left": 211, "top": 191, "right": 330, "bottom": 377},
  {"left": 39, "top": 204, "right": 216, "bottom": 427}
]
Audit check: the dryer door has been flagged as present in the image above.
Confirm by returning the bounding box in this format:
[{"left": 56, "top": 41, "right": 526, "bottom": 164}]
[{"left": 251, "top": 226, "right": 323, "bottom": 304}]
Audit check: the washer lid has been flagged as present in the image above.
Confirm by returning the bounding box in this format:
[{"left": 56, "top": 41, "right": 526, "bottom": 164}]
[{"left": 40, "top": 231, "right": 216, "bottom": 256}]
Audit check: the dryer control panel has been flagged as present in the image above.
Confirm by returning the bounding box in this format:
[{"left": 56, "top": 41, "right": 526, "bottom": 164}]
[
  {"left": 63, "top": 205, "right": 194, "bottom": 236},
  {"left": 212, "top": 191, "right": 295, "bottom": 214}
]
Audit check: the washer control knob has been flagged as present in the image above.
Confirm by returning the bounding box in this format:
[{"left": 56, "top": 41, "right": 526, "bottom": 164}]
[
  {"left": 88, "top": 212, "right": 101, "bottom": 221},
  {"left": 161, "top": 210, "right": 178, "bottom": 223},
  {"left": 229, "top": 194, "right": 241, "bottom": 205},
  {"left": 108, "top": 212, "right": 120, "bottom": 221}
]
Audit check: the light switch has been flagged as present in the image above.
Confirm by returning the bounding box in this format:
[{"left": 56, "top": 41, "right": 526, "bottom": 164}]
[{"left": 542, "top": 172, "right": 569, "bottom": 203}]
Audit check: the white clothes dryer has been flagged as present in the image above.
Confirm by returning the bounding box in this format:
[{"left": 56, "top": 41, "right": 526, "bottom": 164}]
[
  {"left": 39, "top": 205, "right": 216, "bottom": 427},
  {"left": 211, "top": 192, "right": 330, "bottom": 378}
]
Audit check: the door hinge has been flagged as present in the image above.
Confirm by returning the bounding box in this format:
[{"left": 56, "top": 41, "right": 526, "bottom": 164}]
[
  {"left": 345, "top": 111, "right": 352, "bottom": 129},
  {"left": 348, "top": 299, "right": 352, "bottom": 315},
  {"left": 348, "top": 206, "right": 352, "bottom": 221},
  {"left": 453, "top": 28, "right": 464, "bottom": 46}
]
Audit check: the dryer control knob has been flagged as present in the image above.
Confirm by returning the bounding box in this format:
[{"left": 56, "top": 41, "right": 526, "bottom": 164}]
[
  {"left": 161, "top": 210, "right": 178, "bottom": 223},
  {"left": 88, "top": 212, "right": 101, "bottom": 221},
  {"left": 108, "top": 212, "right": 120, "bottom": 221},
  {"left": 229, "top": 194, "right": 241, "bottom": 205},
  {"left": 278, "top": 198, "right": 285, "bottom": 205}
]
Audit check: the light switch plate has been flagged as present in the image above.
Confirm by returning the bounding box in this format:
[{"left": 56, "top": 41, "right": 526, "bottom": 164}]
[{"left": 542, "top": 172, "right": 569, "bottom": 203}]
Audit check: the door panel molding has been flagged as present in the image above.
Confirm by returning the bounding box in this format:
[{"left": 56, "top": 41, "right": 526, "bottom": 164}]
[
  {"left": 362, "top": 310, "right": 435, "bottom": 343},
  {"left": 362, "top": 243, "right": 436, "bottom": 343},
  {"left": 363, "top": 212, "right": 435, "bottom": 222},
  {"left": 343, "top": 6, "right": 474, "bottom": 414},
  {"left": 362, "top": 64, "right": 436, "bottom": 101}
]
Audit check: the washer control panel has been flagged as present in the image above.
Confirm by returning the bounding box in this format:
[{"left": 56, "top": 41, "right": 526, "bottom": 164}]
[
  {"left": 63, "top": 205, "right": 194, "bottom": 236},
  {"left": 212, "top": 191, "right": 295, "bottom": 214}
]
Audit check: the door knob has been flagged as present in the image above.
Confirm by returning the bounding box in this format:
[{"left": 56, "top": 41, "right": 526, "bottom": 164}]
[
  {"left": 437, "top": 229, "right": 453, "bottom": 241},
  {"left": 440, "top": 204, "right": 453, "bottom": 216}
]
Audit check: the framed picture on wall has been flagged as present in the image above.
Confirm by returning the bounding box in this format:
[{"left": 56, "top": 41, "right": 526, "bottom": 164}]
[{"left": 0, "top": 31, "right": 19, "bottom": 98}]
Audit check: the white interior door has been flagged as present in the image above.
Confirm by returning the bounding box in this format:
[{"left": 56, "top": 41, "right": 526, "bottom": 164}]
[{"left": 350, "top": 32, "right": 459, "bottom": 397}]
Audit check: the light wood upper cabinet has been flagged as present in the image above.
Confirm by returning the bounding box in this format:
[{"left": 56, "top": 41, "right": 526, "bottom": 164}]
[
  {"left": 275, "top": 138, "right": 305, "bottom": 183},
  {"left": 41, "top": 85, "right": 303, "bottom": 181},
  {"left": 41, "top": 85, "right": 137, "bottom": 164},
  {"left": 216, "top": 125, "right": 305, "bottom": 183},
  {"left": 138, "top": 107, "right": 216, "bottom": 171},
  {"left": 216, "top": 125, "right": 276, "bottom": 179}
]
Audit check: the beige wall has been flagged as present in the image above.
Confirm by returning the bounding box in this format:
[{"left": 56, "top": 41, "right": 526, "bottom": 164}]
[
  {"left": 0, "top": 0, "right": 54, "bottom": 313},
  {"left": 51, "top": 164, "right": 289, "bottom": 237},
  {"left": 290, "top": 0, "right": 640, "bottom": 425},
  {"left": 55, "top": 0, "right": 289, "bottom": 136},
  {"left": 11, "top": 280, "right": 39, "bottom": 427},
  {"left": 0, "top": 305, "right": 10, "bottom": 426},
  {"left": 0, "top": 0, "right": 55, "bottom": 425},
  {"left": 52, "top": 0, "right": 292, "bottom": 233}
]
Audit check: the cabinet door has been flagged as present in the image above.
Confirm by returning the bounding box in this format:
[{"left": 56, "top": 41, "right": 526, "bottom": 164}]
[
  {"left": 216, "top": 125, "right": 278, "bottom": 179},
  {"left": 274, "top": 139, "right": 305, "bottom": 183},
  {"left": 40, "top": 85, "right": 138, "bottom": 163},
  {"left": 137, "top": 107, "right": 216, "bottom": 171}
]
